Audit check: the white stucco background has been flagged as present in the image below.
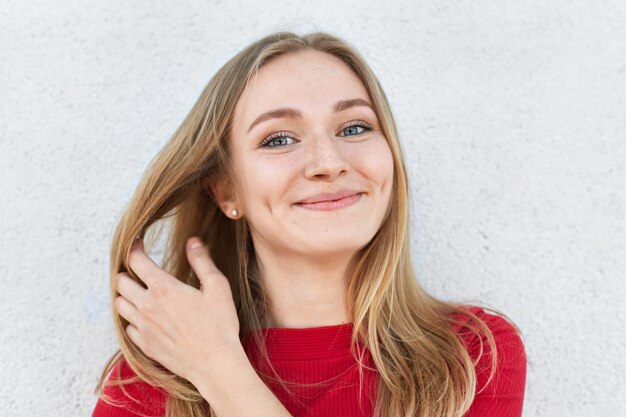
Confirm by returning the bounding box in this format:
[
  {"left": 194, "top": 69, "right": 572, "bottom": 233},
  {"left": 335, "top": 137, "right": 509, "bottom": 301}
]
[{"left": 1, "top": 1, "right": 624, "bottom": 416}]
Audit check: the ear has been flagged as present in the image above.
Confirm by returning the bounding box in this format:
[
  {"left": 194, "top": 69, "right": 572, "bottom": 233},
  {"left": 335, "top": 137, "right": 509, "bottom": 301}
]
[{"left": 203, "top": 175, "right": 239, "bottom": 217}]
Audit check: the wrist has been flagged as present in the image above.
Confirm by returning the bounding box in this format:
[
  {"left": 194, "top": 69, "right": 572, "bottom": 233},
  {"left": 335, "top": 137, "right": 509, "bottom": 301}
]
[
  {"left": 192, "top": 348, "right": 292, "bottom": 417},
  {"left": 191, "top": 344, "right": 250, "bottom": 397}
]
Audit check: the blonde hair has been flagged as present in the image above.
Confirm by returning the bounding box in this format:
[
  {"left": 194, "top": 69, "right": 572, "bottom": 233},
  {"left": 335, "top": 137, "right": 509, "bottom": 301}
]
[{"left": 96, "top": 30, "right": 508, "bottom": 417}]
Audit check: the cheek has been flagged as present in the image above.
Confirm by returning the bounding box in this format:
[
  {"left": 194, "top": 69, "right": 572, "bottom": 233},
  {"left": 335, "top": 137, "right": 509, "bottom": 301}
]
[
  {"left": 237, "top": 156, "right": 297, "bottom": 212},
  {"left": 358, "top": 138, "right": 395, "bottom": 190},
  {"left": 379, "top": 151, "right": 395, "bottom": 207}
]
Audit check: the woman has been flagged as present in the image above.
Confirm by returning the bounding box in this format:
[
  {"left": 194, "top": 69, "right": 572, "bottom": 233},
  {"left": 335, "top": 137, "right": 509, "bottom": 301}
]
[{"left": 92, "top": 31, "right": 526, "bottom": 417}]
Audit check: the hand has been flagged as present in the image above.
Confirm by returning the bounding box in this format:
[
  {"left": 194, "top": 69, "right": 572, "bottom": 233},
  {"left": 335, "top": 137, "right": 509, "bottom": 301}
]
[{"left": 115, "top": 236, "right": 243, "bottom": 387}]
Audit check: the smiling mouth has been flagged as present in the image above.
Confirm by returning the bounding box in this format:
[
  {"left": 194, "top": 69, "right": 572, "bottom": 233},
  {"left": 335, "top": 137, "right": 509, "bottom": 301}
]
[{"left": 295, "top": 193, "right": 363, "bottom": 211}]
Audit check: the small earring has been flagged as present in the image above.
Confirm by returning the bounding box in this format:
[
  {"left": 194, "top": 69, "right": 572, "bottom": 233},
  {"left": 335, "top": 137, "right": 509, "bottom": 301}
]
[{"left": 231, "top": 209, "right": 238, "bottom": 217}]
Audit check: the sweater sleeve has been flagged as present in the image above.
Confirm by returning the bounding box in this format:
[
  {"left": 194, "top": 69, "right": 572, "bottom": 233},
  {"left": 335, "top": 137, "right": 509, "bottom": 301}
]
[
  {"left": 91, "top": 359, "right": 167, "bottom": 417},
  {"left": 460, "top": 307, "right": 527, "bottom": 417}
]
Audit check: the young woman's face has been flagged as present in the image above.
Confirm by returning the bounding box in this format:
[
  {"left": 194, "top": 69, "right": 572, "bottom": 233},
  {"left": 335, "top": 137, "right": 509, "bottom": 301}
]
[{"left": 225, "top": 49, "right": 394, "bottom": 260}]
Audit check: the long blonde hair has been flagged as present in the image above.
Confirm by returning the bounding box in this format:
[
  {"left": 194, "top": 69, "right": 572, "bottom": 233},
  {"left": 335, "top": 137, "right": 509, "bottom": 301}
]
[{"left": 96, "top": 30, "right": 506, "bottom": 417}]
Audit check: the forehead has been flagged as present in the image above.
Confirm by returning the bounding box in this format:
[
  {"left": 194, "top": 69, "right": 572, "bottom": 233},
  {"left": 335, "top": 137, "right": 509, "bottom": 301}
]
[{"left": 233, "top": 50, "right": 371, "bottom": 129}]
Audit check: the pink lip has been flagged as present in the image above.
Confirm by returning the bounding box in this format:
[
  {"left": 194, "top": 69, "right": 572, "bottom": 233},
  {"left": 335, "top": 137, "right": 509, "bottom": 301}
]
[
  {"left": 296, "top": 190, "right": 363, "bottom": 211},
  {"left": 298, "top": 189, "right": 361, "bottom": 204}
]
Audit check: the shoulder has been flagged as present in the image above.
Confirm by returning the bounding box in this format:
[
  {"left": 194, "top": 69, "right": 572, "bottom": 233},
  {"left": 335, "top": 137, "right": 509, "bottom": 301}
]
[
  {"left": 452, "top": 305, "right": 527, "bottom": 416},
  {"left": 453, "top": 305, "right": 527, "bottom": 376},
  {"left": 92, "top": 358, "right": 167, "bottom": 417},
  {"left": 452, "top": 305, "right": 526, "bottom": 355}
]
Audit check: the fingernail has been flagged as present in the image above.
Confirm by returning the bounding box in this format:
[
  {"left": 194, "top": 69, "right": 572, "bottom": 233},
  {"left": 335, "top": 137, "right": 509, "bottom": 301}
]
[{"left": 188, "top": 239, "right": 202, "bottom": 250}]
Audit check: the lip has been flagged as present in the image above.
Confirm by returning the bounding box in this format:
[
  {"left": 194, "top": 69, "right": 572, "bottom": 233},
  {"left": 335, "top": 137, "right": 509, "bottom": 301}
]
[
  {"left": 295, "top": 189, "right": 363, "bottom": 211},
  {"left": 298, "top": 189, "right": 362, "bottom": 204}
]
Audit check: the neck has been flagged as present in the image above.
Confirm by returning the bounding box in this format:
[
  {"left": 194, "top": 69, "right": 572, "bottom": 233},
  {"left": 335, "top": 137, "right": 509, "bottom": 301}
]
[{"left": 254, "top": 244, "right": 352, "bottom": 329}]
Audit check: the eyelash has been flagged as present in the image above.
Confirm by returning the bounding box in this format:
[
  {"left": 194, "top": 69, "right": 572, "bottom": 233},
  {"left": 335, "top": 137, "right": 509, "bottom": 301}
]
[{"left": 259, "top": 120, "right": 375, "bottom": 148}]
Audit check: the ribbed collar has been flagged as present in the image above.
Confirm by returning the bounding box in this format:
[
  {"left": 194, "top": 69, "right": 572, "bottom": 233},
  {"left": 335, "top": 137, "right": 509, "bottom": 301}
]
[{"left": 242, "top": 323, "right": 356, "bottom": 361}]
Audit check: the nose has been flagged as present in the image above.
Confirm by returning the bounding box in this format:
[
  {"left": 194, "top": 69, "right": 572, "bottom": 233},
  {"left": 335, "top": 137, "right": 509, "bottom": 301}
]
[{"left": 304, "top": 134, "right": 349, "bottom": 181}]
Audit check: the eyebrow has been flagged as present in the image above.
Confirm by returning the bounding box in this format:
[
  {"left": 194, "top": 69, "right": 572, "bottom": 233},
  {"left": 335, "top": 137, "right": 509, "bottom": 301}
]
[{"left": 246, "top": 98, "right": 374, "bottom": 134}]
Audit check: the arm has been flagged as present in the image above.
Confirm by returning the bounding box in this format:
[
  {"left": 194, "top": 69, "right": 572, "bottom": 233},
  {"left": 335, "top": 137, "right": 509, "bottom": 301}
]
[
  {"left": 193, "top": 345, "right": 292, "bottom": 417},
  {"left": 462, "top": 310, "right": 527, "bottom": 417},
  {"left": 91, "top": 354, "right": 291, "bottom": 417},
  {"left": 111, "top": 236, "right": 293, "bottom": 417}
]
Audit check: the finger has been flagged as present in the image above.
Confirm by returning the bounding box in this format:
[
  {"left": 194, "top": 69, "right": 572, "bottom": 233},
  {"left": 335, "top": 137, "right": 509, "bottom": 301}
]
[
  {"left": 186, "top": 237, "right": 221, "bottom": 288},
  {"left": 117, "top": 272, "right": 147, "bottom": 305},
  {"left": 125, "top": 323, "right": 145, "bottom": 352},
  {"left": 115, "top": 295, "right": 143, "bottom": 328},
  {"left": 128, "top": 236, "right": 170, "bottom": 288}
]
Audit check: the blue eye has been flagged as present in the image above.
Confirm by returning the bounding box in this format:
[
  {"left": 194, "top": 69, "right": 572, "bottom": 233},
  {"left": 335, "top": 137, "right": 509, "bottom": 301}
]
[
  {"left": 259, "top": 121, "right": 375, "bottom": 148},
  {"left": 340, "top": 121, "right": 375, "bottom": 136},
  {"left": 259, "top": 132, "right": 296, "bottom": 148}
]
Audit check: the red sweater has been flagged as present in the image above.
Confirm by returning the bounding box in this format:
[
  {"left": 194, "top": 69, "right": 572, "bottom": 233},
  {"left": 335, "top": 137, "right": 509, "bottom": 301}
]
[{"left": 92, "top": 306, "right": 526, "bottom": 417}]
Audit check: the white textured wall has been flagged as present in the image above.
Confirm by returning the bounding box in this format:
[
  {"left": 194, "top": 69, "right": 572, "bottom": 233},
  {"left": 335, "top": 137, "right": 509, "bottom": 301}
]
[{"left": 1, "top": 1, "right": 624, "bottom": 416}]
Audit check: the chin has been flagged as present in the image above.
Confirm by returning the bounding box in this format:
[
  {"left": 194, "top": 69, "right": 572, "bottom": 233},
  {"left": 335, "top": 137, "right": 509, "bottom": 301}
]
[{"left": 296, "top": 233, "right": 376, "bottom": 257}]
